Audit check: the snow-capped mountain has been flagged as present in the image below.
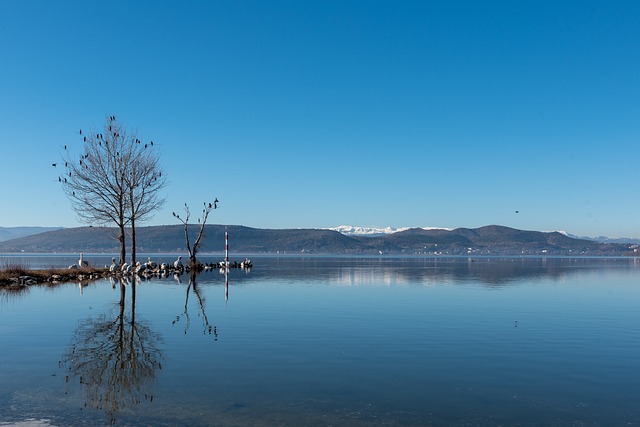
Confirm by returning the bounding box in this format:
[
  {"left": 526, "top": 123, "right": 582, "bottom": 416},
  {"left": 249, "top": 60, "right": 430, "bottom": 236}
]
[
  {"left": 331, "top": 226, "right": 640, "bottom": 243},
  {"left": 328, "top": 225, "right": 451, "bottom": 237}
]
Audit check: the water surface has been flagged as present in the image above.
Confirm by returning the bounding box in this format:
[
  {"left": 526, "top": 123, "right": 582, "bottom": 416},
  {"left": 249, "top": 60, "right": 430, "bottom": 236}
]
[{"left": 1, "top": 256, "right": 638, "bottom": 426}]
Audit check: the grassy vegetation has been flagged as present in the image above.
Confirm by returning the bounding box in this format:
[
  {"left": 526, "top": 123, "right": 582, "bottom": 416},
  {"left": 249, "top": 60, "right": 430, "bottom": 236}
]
[{"left": 0, "top": 261, "right": 108, "bottom": 287}]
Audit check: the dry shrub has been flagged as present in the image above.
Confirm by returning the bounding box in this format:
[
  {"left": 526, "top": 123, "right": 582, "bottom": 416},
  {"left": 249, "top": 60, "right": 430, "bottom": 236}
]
[{"left": 0, "top": 261, "right": 108, "bottom": 286}]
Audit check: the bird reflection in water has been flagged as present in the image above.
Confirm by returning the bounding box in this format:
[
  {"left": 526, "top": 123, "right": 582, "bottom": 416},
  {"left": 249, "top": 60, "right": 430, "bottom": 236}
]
[{"left": 61, "top": 277, "right": 163, "bottom": 424}]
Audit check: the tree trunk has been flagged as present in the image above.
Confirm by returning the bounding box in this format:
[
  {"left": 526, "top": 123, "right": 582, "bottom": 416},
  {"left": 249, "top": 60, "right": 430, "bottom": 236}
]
[
  {"left": 118, "top": 223, "right": 126, "bottom": 266},
  {"left": 130, "top": 216, "right": 137, "bottom": 266},
  {"left": 182, "top": 222, "right": 194, "bottom": 264}
]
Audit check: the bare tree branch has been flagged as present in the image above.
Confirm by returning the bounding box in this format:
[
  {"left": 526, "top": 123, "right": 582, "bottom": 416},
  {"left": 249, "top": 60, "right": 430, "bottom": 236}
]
[
  {"left": 173, "top": 199, "right": 218, "bottom": 269},
  {"left": 60, "top": 116, "right": 167, "bottom": 266}
]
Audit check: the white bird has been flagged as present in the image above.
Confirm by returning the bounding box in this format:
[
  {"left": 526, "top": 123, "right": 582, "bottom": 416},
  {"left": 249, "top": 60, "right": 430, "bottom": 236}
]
[
  {"left": 174, "top": 256, "right": 183, "bottom": 270},
  {"left": 109, "top": 258, "right": 117, "bottom": 272},
  {"left": 145, "top": 257, "right": 157, "bottom": 270},
  {"left": 135, "top": 261, "right": 146, "bottom": 274},
  {"left": 78, "top": 252, "right": 89, "bottom": 268},
  {"left": 121, "top": 263, "right": 131, "bottom": 274}
]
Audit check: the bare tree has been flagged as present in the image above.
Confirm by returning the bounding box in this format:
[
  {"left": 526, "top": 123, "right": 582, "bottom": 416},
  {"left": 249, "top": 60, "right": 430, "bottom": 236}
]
[
  {"left": 60, "top": 115, "right": 166, "bottom": 265},
  {"left": 172, "top": 198, "right": 218, "bottom": 269},
  {"left": 122, "top": 134, "right": 166, "bottom": 266},
  {"left": 61, "top": 117, "right": 128, "bottom": 264}
]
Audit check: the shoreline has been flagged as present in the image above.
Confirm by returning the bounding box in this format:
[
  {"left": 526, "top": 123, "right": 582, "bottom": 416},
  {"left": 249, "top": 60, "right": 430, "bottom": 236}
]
[{"left": 0, "top": 266, "right": 109, "bottom": 288}]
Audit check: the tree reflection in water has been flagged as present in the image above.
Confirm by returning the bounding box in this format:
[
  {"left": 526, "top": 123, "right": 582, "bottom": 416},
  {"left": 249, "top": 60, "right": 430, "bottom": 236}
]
[
  {"left": 173, "top": 271, "right": 218, "bottom": 339},
  {"left": 62, "top": 277, "right": 163, "bottom": 424}
]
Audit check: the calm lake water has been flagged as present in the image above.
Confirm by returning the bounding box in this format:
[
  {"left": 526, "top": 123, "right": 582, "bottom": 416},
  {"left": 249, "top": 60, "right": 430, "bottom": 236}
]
[{"left": 0, "top": 255, "right": 639, "bottom": 426}]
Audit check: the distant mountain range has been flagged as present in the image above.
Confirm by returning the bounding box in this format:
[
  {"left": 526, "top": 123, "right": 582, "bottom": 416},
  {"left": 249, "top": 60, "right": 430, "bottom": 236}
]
[
  {"left": 327, "top": 225, "right": 451, "bottom": 236},
  {"left": 0, "top": 224, "right": 636, "bottom": 256},
  {"left": 563, "top": 233, "right": 640, "bottom": 244},
  {"left": 328, "top": 225, "right": 640, "bottom": 244},
  {"left": 0, "top": 226, "right": 63, "bottom": 242}
]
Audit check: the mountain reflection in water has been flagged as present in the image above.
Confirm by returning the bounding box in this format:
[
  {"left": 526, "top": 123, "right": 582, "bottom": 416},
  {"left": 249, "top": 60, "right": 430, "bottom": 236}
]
[{"left": 0, "top": 256, "right": 638, "bottom": 426}]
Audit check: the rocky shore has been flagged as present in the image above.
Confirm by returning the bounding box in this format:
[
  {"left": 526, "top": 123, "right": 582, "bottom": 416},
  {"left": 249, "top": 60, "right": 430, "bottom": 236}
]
[
  {"left": 0, "top": 258, "right": 253, "bottom": 288},
  {"left": 0, "top": 267, "right": 110, "bottom": 288}
]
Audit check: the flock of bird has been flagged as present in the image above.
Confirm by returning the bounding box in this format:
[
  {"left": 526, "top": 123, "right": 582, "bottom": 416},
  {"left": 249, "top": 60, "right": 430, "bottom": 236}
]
[
  {"left": 70, "top": 254, "right": 252, "bottom": 276},
  {"left": 53, "top": 117, "right": 157, "bottom": 181},
  {"left": 113, "top": 255, "right": 186, "bottom": 276},
  {"left": 56, "top": 117, "right": 231, "bottom": 278}
]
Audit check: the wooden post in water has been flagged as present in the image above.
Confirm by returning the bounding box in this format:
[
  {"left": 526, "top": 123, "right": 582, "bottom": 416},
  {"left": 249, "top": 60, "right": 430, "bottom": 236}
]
[
  {"left": 225, "top": 228, "right": 229, "bottom": 268},
  {"left": 225, "top": 268, "right": 228, "bottom": 303}
]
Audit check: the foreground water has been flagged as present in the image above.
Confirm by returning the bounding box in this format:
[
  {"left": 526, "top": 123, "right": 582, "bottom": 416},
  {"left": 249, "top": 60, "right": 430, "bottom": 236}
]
[{"left": 0, "top": 256, "right": 638, "bottom": 426}]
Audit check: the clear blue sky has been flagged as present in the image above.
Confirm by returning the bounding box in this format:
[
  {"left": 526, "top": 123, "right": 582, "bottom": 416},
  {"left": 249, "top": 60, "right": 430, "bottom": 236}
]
[{"left": 1, "top": 1, "right": 639, "bottom": 237}]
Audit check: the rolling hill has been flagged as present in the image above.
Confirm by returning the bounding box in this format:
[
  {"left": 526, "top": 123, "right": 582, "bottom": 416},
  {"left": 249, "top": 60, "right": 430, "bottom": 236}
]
[
  {"left": 0, "top": 224, "right": 634, "bottom": 256},
  {"left": 0, "top": 226, "right": 63, "bottom": 242}
]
